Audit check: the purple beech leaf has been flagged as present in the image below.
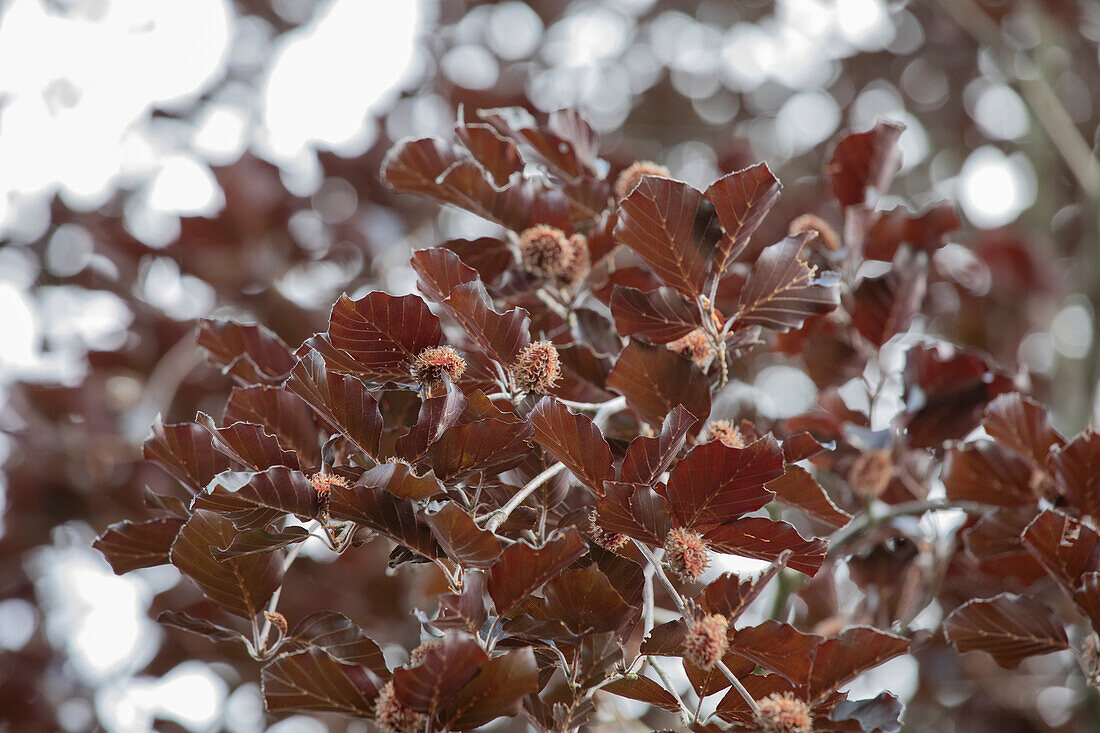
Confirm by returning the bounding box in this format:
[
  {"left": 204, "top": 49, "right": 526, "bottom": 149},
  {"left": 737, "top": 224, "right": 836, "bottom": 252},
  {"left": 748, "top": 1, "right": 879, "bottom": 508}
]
[
  {"left": 169, "top": 510, "right": 283, "bottom": 620},
  {"left": 94, "top": 517, "right": 185, "bottom": 574},
  {"left": 827, "top": 121, "right": 905, "bottom": 209},
  {"left": 609, "top": 285, "right": 703, "bottom": 344},
  {"left": 620, "top": 405, "right": 697, "bottom": 486},
  {"left": 222, "top": 385, "right": 321, "bottom": 462},
  {"left": 286, "top": 349, "right": 383, "bottom": 459},
  {"left": 704, "top": 517, "right": 827, "bottom": 576},
  {"left": 144, "top": 417, "right": 232, "bottom": 495},
  {"left": 425, "top": 503, "right": 502, "bottom": 569},
  {"left": 734, "top": 234, "right": 839, "bottom": 333},
  {"left": 704, "top": 162, "right": 782, "bottom": 272},
  {"left": 196, "top": 412, "right": 300, "bottom": 471},
  {"left": 283, "top": 611, "right": 390, "bottom": 680},
  {"left": 196, "top": 318, "right": 296, "bottom": 385},
  {"left": 944, "top": 593, "right": 1069, "bottom": 670},
  {"left": 607, "top": 340, "right": 711, "bottom": 429},
  {"left": 487, "top": 528, "right": 587, "bottom": 616},
  {"left": 529, "top": 397, "right": 614, "bottom": 495},
  {"left": 392, "top": 634, "right": 488, "bottom": 715},
  {"left": 328, "top": 292, "right": 441, "bottom": 383},
  {"left": 262, "top": 648, "right": 383, "bottom": 717}
]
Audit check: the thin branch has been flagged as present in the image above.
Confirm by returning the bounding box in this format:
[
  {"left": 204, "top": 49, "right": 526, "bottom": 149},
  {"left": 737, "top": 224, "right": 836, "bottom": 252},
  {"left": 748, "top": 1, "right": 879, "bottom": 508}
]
[
  {"left": 481, "top": 462, "right": 567, "bottom": 532},
  {"left": 558, "top": 396, "right": 628, "bottom": 413},
  {"left": 827, "top": 499, "right": 990, "bottom": 555}
]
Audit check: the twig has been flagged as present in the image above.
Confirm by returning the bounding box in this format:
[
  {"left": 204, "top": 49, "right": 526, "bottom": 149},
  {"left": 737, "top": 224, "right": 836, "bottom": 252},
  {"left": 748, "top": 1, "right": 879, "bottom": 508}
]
[
  {"left": 558, "top": 396, "right": 627, "bottom": 413},
  {"left": 827, "top": 499, "right": 990, "bottom": 556},
  {"left": 481, "top": 463, "right": 567, "bottom": 532}
]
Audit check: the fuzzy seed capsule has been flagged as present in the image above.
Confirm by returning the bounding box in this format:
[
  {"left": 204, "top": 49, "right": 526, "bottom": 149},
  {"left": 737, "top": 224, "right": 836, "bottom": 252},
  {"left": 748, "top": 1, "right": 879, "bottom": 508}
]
[
  {"left": 615, "top": 160, "right": 672, "bottom": 199},
  {"left": 263, "top": 610, "right": 288, "bottom": 635},
  {"left": 512, "top": 341, "right": 562, "bottom": 395},
  {"left": 849, "top": 448, "right": 893, "bottom": 500},
  {"left": 408, "top": 638, "right": 441, "bottom": 667},
  {"left": 519, "top": 225, "right": 573, "bottom": 279},
  {"left": 754, "top": 692, "right": 813, "bottom": 733},
  {"left": 412, "top": 345, "right": 466, "bottom": 391},
  {"left": 375, "top": 680, "right": 427, "bottom": 733},
  {"left": 682, "top": 614, "right": 729, "bottom": 670},
  {"left": 558, "top": 233, "right": 591, "bottom": 287},
  {"left": 588, "top": 509, "right": 629, "bottom": 552},
  {"left": 666, "top": 328, "right": 715, "bottom": 371},
  {"left": 702, "top": 420, "right": 746, "bottom": 448},
  {"left": 664, "top": 527, "right": 709, "bottom": 583}
]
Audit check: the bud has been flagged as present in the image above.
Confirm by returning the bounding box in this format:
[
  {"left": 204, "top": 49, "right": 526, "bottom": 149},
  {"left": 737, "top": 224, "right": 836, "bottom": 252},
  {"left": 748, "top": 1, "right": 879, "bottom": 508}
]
[
  {"left": 409, "top": 639, "right": 442, "bottom": 667},
  {"left": 310, "top": 473, "right": 347, "bottom": 521},
  {"left": 519, "top": 225, "right": 572, "bottom": 279},
  {"left": 789, "top": 213, "right": 841, "bottom": 253},
  {"left": 664, "top": 527, "right": 709, "bottom": 583},
  {"left": 682, "top": 614, "right": 729, "bottom": 670},
  {"left": 375, "top": 681, "right": 427, "bottom": 733},
  {"left": 615, "top": 160, "right": 672, "bottom": 199},
  {"left": 263, "top": 610, "right": 288, "bottom": 635},
  {"left": 512, "top": 341, "right": 562, "bottom": 395},
  {"left": 702, "top": 420, "right": 746, "bottom": 448},
  {"left": 849, "top": 449, "right": 893, "bottom": 501},
  {"left": 412, "top": 345, "right": 466, "bottom": 390},
  {"left": 588, "top": 509, "right": 629, "bottom": 552},
  {"left": 754, "top": 692, "right": 813, "bottom": 733},
  {"left": 666, "top": 328, "right": 715, "bottom": 370},
  {"left": 557, "top": 233, "right": 591, "bottom": 287}
]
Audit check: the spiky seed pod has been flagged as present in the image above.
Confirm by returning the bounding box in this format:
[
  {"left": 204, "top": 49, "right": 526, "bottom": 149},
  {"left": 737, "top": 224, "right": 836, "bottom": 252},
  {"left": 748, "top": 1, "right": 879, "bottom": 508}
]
[
  {"left": 512, "top": 341, "right": 562, "bottom": 395},
  {"left": 702, "top": 419, "right": 746, "bottom": 448},
  {"left": 615, "top": 160, "right": 671, "bottom": 198},
  {"left": 519, "top": 224, "right": 573, "bottom": 279},
  {"left": 789, "top": 213, "right": 842, "bottom": 253},
  {"left": 682, "top": 614, "right": 729, "bottom": 670},
  {"left": 375, "top": 681, "right": 427, "bottom": 733},
  {"left": 754, "top": 692, "right": 814, "bottom": 733},
  {"left": 310, "top": 473, "right": 347, "bottom": 520},
  {"left": 588, "top": 509, "right": 629, "bottom": 552},
  {"left": 664, "top": 527, "right": 709, "bottom": 583},
  {"left": 557, "top": 233, "right": 591, "bottom": 287},
  {"left": 408, "top": 638, "right": 441, "bottom": 667},
  {"left": 412, "top": 345, "right": 466, "bottom": 390},
  {"left": 849, "top": 448, "right": 894, "bottom": 500},
  {"left": 666, "top": 328, "right": 715, "bottom": 370},
  {"left": 263, "top": 610, "right": 288, "bottom": 635}
]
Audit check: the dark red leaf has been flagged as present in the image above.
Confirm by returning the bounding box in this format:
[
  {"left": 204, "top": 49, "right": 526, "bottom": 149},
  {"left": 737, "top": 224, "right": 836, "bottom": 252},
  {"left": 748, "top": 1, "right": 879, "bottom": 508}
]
[
  {"left": 144, "top": 418, "right": 232, "bottom": 495},
  {"left": 223, "top": 386, "right": 321, "bottom": 461},
  {"left": 900, "top": 344, "right": 1015, "bottom": 449},
  {"left": 544, "top": 564, "right": 635, "bottom": 636},
  {"left": 609, "top": 285, "right": 703, "bottom": 344},
  {"left": 661, "top": 436, "right": 783, "bottom": 532},
  {"left": 806, "top": 627, "right": 909, "bottom": 703},
  {"left": 411, "top": 247, "right": 480, "bottom": 305},
  {"left": 701, "top": 562, "right": 786, "bottom": 622},
  {"left": 360, "top": 461, "right": 444, "bottom": 500},
  {"left": 328, "top": 292, "right": 441, "bottom": 383},
  {"left": 443, "top": 281, "right": 531, "bottom": 364},
  {"left": 848, "top": 250, "right": 928, "bottom": 347},
  {"left": 170, "top": 511, "right": 283, "bottom": 620},
  {"left": 262, "top": 648, "right": 382, "bottom": 717},
  {"left": 286, "top": 349, "right": 383, "bottom": 459},
  {"left": 1021, "top": 509, "right": 1100, "bottom": 591},
  {"left": 438, "top": 647, "right": 539, "bottom": 730},
  {"left": 529, "top": 397, "right": 614, "bottom": 495},
  {"left": 425, "top": 503, "right": 502, "bottom": 569},
  {"left": 425, "top": 417, "right": 533, "bottom": 481},
  {"left": 704, "top": 162, "right": 782, "bottom": 273},
  {"left": 196, "top": 318, "right": 295, "bottom": 385},
  {"left": 730, "top": 620, "right": 822, "bottom": 685},
  {"left": 766, "top": 465, "right": 851, "bottom": 528},
  {"left": 640, "top": 620, "right": 687, "bottom": 655},
  {"left": 601, "top": 675, "right": 681, "bottom": 712},
  {"left": 196, "top": 413, "right": 300, "bottom": 471},
  {"left": 596, "top": 482, "right": 673, "bottom": 547},
  {"left": 1073, "top": 573, "right": 1100, "bottom": 635},
  {"left": 157, "top": 610, "right": 249, "bottom": 645},
  {"left": 396, "top": 390, "right": 468, "bottom": 463},
  {"left": 607, "top": 340, "right": 711, "bottom": 428},
  {"left": 94, "top": 517, "right": 185, "bottom": 574},
  {"left": 943, "top": 442, "right": 1037, "bottom": 507},
  {"left": 284, "top": 611, "right": 390, "bottom": 680},
  {"left": 863, "top": 203, "right": 960, "bottom": 261},
  {"left": 620, "top": 405, "right": 697, "bottom": 486},
  {"left": 1050, "top": 431, "right": 1100, "bottom": 521},
  {"left": 982, "top": 392, "right": 1063, "bottom": 467},
  {"left": 434, "top": 572, "right": 489, "bottom": 633},
  {"left": 614, "top": 176, "right": 722, "bottom": 297},
  {"left": 479, "top": 107, "right": 601, "bottom": 180},
  {"left": 440, "top": 237, "right": 515, "bottom": 286},
  {"left": 734, "top": 234, "right": 839, "bottom": 333},
  {"left": 210, "top": 526, "right": 310, "bottom": 561},
  {"left": 943, "top": 593, "right": 1068, "bottom": 669},
  {"left": 828, "top": 693, "right": 905, "bottom": 733},
  {"left": 716, "top": 672, "right": 797, "bottom": 724},
  {"left": 392, "top": 634, "right": 487, "bottom": 715},
  {"left": 329, "top": 480, "right": 443, "bottom": 561},
  {"left": 487, "top": 528, "right": 588, "bottom": 616},
  {"left": 705, "top": 517, "right": 827, "bottom": 576},
  {"left": 454, "top": 122, "right": 523, "bottom": 187},
  {"left": 827, "top": 121, "right": 905, "bottom": 209},
  {"left": 192, "top": 466, "right": 317, "bottom": 529}
]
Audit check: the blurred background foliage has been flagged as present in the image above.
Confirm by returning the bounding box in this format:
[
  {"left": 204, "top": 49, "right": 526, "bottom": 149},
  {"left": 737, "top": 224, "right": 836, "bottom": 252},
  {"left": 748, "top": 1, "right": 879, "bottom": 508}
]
[{"left": 1, "top": 0, "right": 1099, "bottom": 730}]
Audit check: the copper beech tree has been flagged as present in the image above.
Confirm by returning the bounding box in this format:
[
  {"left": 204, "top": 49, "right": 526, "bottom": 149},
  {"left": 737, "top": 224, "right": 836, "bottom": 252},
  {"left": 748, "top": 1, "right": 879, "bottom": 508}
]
[{"left": 95, "top": 108, "right": 1100, "bottom": 731}]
